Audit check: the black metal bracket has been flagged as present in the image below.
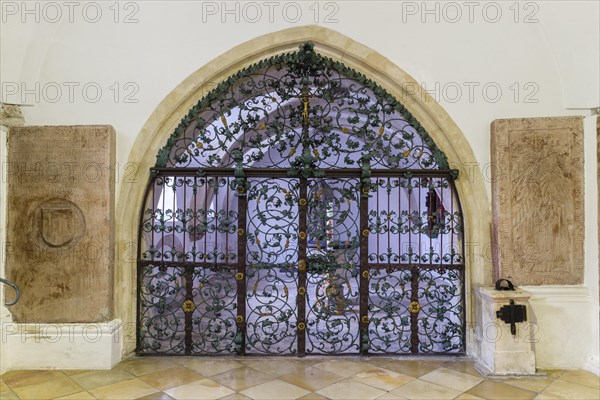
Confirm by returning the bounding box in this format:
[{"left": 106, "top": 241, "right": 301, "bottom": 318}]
[
  {"left": 0, "top": 277, "right": 20, "bottom": 306},
  {"left": 496, "top": 299, "right": 527, "bottom": 335}
]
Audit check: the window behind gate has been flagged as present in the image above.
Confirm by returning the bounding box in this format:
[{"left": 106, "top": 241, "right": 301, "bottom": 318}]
[{"left": 137, "top": 43, "right": 465, "bottom": 356}]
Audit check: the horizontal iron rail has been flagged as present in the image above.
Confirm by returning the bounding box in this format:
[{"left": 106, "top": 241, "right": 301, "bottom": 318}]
[
  {"left": 139, "top": 260, "right": 464, "bottom": 271},
  {"left": 150, "top": 168, "right": 459, "bottom": 179}
]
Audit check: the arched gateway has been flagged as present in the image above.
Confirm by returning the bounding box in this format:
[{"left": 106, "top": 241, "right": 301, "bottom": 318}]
[{"left": 137, "top": 43, "right": 465, "bottom": 356}]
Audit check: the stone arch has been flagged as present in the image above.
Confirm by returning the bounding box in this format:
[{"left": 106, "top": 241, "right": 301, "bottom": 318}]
[{"left": 116, "top": 25, "right": 491, "bottom": 357}]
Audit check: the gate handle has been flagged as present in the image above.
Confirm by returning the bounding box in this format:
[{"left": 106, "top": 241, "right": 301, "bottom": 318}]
[{"left": 0, "top": 277, "right": 20, "bottom": 306}]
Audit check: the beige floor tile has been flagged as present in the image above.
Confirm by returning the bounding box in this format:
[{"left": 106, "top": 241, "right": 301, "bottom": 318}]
[
  {"left": 175, "top": 359, "right": 244, "bottom": 377},
  {"left": 279, "top": 366, "right": 344, "bottom": 391},
  {"left": 533, "top": 394, "right": 559, "bottom": 399},
  {"left": 298, "top": 393, "right": 330, "bottom": 400},
  {"left": 466, "top": 380, "right": 537, "bottom": 400},
  {"left": 2, "top": 370, "right": 66, "bottom": 389},
  {"left": 246, "top": 359, "right": 318, "bottom": 377},
  {"left": 61, "top": 370, "right": 92, "bottom": 376},
  {"left": 454, "top": 394, "right": 485, "bottom": 400},
  {"left": 164, "top": 378, "right": 235, "bottom": 399},
  {"left": 503, "top": 376, "right": 557, "bottom": 393},
  {"left": 317, "top": 380, "right": 386, "bottom": 400},
  {"left": 352, "top": 367, "right": 414, "bottom": 391},
  {"left": 558, "top": 370, "right": 600, "bottom": 389},
  {"left": 375, "top": 393, "right": 407, "bottom": 399},
  {"left": 53, "top": 391, "right": 96, "bottom": 399},
  {"left": 210, "top": 366, "right": 274, "bottom": 391},
  {"left": 538, "top": 369, "right": 565, "bottom": 378},
  {"left": 440, "top": 360, "right": 483, "bottom": 377},
  {"left": 0, "top": 387, "right": 19, "bottom": 400},
  {"left": 120, "top": 358, "right": 179, "bottom": 377},
  {"left": 313, "top": 360, "right": 372, "bottom": 378},
  {"left": 137, "top": 391, "right": 177, "bottom": 399},
  {"left": 12, "top": 374, "right": 84, "bottom": 400},
  {"left": 541, "top": 379, "right": 600, "bottom": 399},
  {"left": 138, "top": 366, "right": 204, "bottom": 390},
  {"left": 240, "top": 379, "right": 311, "bottom": 399},
  {"left": 390, "top": 379, "right": 463, "bottom": 400},
  {"left": 419, "top": 367, "right": 483, "bottom": 392},
  {"left": 69, "top": 368, "right": 135, "bottom": 390},
  {"left": 219, "top": 393, "right": 252, "bottom": 400},
  {"left": 365, "top": 360, "right": 442, "bottom": 378},
  {"left": 88, "top": 378, "right": 160, "bottom": 399}
]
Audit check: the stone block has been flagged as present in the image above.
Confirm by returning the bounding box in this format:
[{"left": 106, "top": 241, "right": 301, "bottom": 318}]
[
  {"left": 491, "top": 116, "right": 584, "bottom": 285},
  {"left": 6, "top": 126, "right": 115, "bottom": 323}
]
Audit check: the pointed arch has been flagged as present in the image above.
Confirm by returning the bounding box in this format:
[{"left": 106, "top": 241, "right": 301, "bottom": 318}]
[{"left": 115, "top": 26, "right": 491, "bottom": 357}]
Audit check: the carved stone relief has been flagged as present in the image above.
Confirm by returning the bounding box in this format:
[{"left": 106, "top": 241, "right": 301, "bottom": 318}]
[
  {"left": 491, "top": 117, "right": 584, "bottom": 285},
  {"left": 6, "top": 126, "right": 115, "bottom": 323}
]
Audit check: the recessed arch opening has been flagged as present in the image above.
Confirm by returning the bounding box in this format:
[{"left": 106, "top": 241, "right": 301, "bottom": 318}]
[{"left": 136, "top": 43, "right": 466, "bottom": 356}]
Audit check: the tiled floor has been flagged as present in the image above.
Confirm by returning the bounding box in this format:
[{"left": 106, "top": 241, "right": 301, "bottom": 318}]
[{"left": 1, "top": 357, "right": 598, "bottom": 400}]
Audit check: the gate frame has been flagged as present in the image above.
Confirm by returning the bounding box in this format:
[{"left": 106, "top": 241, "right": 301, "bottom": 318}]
[{"left": 117, "top": 26, "right": 491, "bottom": 359}]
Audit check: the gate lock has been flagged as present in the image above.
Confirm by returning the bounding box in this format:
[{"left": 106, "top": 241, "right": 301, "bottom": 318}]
[{"left": 496, "top": 299, "right": 527, "bottom": 336}]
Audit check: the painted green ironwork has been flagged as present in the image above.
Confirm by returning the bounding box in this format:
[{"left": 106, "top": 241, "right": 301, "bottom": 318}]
[
  {"left": 155, "top": 43, "right": 450, "bottom": 173},
  {"left": 138, "top": 43, "right": 465, "bottom": 357}
]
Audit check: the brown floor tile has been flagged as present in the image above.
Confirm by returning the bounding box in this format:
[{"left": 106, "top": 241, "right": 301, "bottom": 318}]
[
  {"left": 440, "top": 359, "right": 483, "bottom": 377},
  {"left": 11, "top": 374, "right": 84, "bottom": 400},
  {"left": 0, "top": 387, "right": 19, "bottom": 400},
  {"left": 2, "top": 370, "right": 67, "bottom": 389},
  {"left": 541, "top": 379, "right": 600, "bottom": 399},
  {"left": 466, "top": 380, "right": 538, "bottom": 400},
  {"left": 138, "top": 366, "right": 205, "bottom": 390},
  {"left": 69, "top": 368, "right": 135, "bottom": 390},
  {"left": 351, "top": 367, "right": 414, "bottom": 391},
  {"left": 538, "top": 369, "right": 566, "bottom": 378},
  {"left": 558, "top": 370, "right": 600, "bottom": 389},
  {"left": 53, "top": 391, "right": 96, "bottom": 399},
  {"left": 503, "top": 376, "right": 557, "bottom": 393},
  {"left": 88, "top": 378, "right": 160, "bottom": 399},
  {"left": 210, "top": 366, "right": 274, "bottom": 391}
]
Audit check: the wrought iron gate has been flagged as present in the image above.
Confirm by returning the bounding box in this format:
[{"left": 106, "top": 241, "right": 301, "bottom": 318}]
[{"left": 137, "top": 43, "right": 465, "bottom": 356}]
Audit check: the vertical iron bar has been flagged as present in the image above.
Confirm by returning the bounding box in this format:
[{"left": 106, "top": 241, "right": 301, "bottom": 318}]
[
  {"left": 236, "top": 177, "right": 247, "bottom": 355},
  {"left": 184, "top": 264, "right": 193, "bottom": 355},
  {"left": 359, "top": 179, "right": 369, "bottom": 355},
  {"left": 410, "top": 177, "right": 419, "bottom": 354},
  {"left": 298, "top": 178, "right": 307, "bottom": 356}
]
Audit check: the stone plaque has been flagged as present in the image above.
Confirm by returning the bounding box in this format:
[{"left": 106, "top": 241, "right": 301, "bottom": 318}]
[
  {"left": 491, "top": 117, "right": 584, "bottom": 285},
  {"left": 6, "top": 126, "right": 115, "bottom": 323}
]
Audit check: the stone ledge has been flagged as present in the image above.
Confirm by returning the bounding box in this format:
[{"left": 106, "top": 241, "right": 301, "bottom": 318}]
[{"left": 1, "top": 320, "right": 123, "bottom": 370}]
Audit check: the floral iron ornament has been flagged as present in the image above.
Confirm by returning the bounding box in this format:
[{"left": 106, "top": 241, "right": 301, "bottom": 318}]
[{"left": 155, "top": 42, "right": 450, "bottom": 176}]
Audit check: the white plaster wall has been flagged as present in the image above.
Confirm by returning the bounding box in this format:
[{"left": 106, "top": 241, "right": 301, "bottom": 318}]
[{"left": 1, "top": 1, "right": 598, "bottom": 372}]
